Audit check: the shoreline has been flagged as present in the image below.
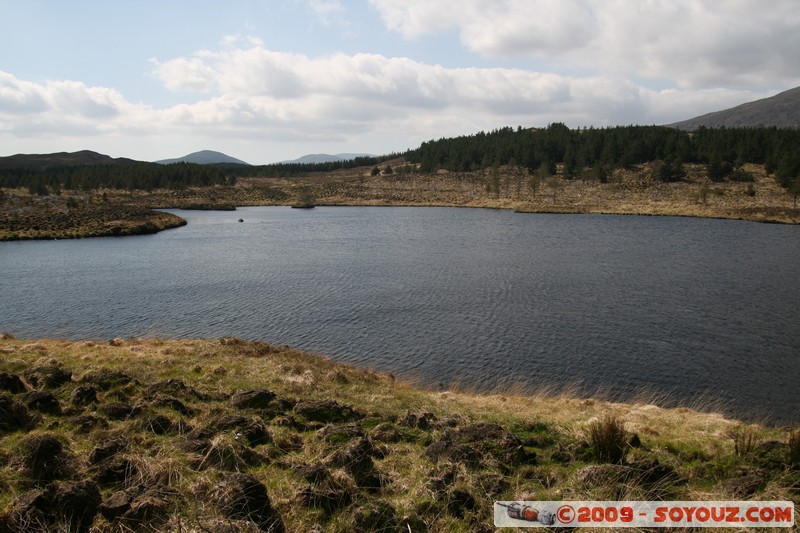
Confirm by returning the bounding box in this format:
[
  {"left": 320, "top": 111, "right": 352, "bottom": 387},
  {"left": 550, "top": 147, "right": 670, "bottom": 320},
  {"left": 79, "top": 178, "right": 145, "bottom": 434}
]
[{"left": 2, "top": 160, "right": 799, "bottom": 240}]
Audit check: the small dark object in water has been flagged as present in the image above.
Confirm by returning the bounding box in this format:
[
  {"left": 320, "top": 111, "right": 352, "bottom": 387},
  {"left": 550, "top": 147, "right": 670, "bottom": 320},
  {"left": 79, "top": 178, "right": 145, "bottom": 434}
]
[{"left": 238, "top": 218, "right": 244, "bottom": 223}]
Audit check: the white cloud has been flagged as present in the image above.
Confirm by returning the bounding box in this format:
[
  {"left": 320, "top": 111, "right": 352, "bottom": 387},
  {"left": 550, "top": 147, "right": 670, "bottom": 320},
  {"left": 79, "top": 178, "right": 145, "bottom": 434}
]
[
  {"left": 369, "top": 0, "right": 800, "bottom": 90},
  {"left": 0, "top": 37, "right": 782, "bottom": 163},
  {"left": 147, "top": 41, "right": 767, "bottom": 129},
  {"left": 307, "top": 0, "right": 346, "bottom": 26},
  {"left": 151, "top": 56, "right": 217, "bottom": 93},
  {"left": 0, "top": 71, "right": 156, "bottom": 140}
]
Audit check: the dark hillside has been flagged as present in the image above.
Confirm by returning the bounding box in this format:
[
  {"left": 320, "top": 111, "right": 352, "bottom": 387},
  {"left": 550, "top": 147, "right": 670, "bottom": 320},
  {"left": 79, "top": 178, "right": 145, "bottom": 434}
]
[
  {"left": 669, "top": 86, "right": 800, "bottom": 130},
  {"left": 0, "top": 150, "right": 140, "bottom": 171}
]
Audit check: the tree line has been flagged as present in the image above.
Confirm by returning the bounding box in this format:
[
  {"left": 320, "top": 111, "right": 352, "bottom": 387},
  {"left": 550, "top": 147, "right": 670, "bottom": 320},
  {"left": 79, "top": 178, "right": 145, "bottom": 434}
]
[
  {"left": 406, "top": 124, "right": 800, "bottom": 189},
  {"left": 0, "top": 162, "right": 232, "bottom": 195}
]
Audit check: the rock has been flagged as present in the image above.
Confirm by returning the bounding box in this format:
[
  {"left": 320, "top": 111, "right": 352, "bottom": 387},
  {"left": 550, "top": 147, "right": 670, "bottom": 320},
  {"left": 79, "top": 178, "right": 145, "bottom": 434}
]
[
  {"left": 295, "top": 463, "right": 331, "bottom": 485},
  {"left": 24, "top": 365, "right": 71, "bottom": 389},
  {"left": 209, "top": 415, "right": 272, "bottom": 447},
  {"left": 0, "top": 394, "right": 38, "bottom": 434},
  {"left": 0, "top": 372, "right": 28, "bottom": 394},
  {"left": 318, "top": 423, "right": 365, "bottom": 444},
  {"left": 230, "top": 389, "right": 277, "bottom": 410},
  {"left": 16, "top": 433, "right": 71, "bottom": 482},
  {"left": 22, "top": 390, "right": 62, "bottom": 415},
  {"left": 79, "top": 369, "right": 135, "bottom": 391},
  {"left": 89, "top": 437, "right": 128, "bottom": 465},
  {"left": 425, "top": 440, "right": 484, "bottom": 468},
  {"left": 210, "top": 414, "right": 251, "bottom": 430},
  {"left": 148, "top": 378, "right": 209, "bottom": 401},
  {"left": 93, "top": 457, "right": 138, "bottom": 488},
  {"left": 399, "top": 411, "right": 437, "bottom": 430},
  {"left": 49, "top": 481, "right": 102, "bottom": 532},
  {"left": 69, "top": 385, "right": 98, "bottom": 406},
  {"left": 98, "top": 402, "right": 136, "bottom": 420},
  {"left": 239, "top": 421, "right": 271, "bottom": 447},
  {"left": 294, "top": 399, "right": 361, "bottom": 423},
  {"left": 213, "top": 473, "right": 285, "bottom": 532},
  {"left": 369, "top": 422, "right": 402, "bottom": 443},
  {"left": 149, "top": 394, "right": 194, "bottom": 416},
  {"left": 324, "top": 437, "right": 384, "bottom": 491},
  {"left": 7, "top": 489, "right": 49, "bottom": 532},
  {"left": 98, "top": 490, "right": 134, "bottom": 521},
  {"left": 68, "top": 414, "right": 108, "bottom": 433},
  {"left": 181, "top": 427, "right": 216, "bottom": 454},
  {"left": 8, "top": 481, "right": 101, "bottom": 533}
]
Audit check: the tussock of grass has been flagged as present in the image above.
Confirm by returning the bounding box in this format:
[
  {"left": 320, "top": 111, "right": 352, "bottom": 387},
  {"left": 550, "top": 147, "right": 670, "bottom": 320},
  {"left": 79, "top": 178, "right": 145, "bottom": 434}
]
[
  {"left": 588, "top": 415, "right": 628, "bottom": 464},
  {"left": 0, "top": 337, "right": 797, "bottom": 532}
]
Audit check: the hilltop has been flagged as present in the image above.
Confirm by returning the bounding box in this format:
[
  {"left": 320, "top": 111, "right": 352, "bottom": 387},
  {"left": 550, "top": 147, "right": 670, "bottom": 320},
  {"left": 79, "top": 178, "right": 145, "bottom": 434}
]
[
  {"left": 155, "top": 150, "right": 251, "bottom": 166},
  {"left": 669, "top": 86, "right": 800, "bottom": 130},
  {"left": 0, "top": 336, "right": 797, "bottom": 531},
  {"left": 0, "top": 151, "right": 140, "bottom": 171}
]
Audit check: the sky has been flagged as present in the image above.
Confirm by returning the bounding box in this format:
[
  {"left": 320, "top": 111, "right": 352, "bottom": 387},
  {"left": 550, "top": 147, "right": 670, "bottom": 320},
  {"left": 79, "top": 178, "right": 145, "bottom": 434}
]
[{"left": 1, "top": 1, "right": 799, "bottom": 165}]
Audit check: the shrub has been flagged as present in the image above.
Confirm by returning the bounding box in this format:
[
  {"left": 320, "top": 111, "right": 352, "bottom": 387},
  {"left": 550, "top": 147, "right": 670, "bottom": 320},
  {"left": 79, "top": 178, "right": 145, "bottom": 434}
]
[
  {"left": 588, "top": 415, "right": 628, "bottom": 464},
  {"left": 731, "top": 426, "right": 759, "bottom": 458},
  {"left": 730, "top": 168, "right": 755, "bottom": 182}
]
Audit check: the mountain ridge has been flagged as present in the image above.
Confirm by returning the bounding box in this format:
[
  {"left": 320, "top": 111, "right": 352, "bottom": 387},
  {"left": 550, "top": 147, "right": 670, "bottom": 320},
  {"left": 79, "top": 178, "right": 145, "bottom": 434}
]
[{"left": 669, "top": 86, "right": 800, "bottom": 130}]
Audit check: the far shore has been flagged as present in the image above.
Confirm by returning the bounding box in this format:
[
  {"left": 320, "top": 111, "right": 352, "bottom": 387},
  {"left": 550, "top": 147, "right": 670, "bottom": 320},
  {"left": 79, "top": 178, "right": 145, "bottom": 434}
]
[{"left": 1, "top": 160, "right": 798, "bottom": 241}]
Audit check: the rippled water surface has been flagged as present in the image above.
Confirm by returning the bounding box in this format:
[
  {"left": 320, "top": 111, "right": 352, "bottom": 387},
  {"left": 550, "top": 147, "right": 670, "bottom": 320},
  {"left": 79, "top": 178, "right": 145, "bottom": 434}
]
[{"left": 2, "top": 207, "right": 798, "bottom": 423}]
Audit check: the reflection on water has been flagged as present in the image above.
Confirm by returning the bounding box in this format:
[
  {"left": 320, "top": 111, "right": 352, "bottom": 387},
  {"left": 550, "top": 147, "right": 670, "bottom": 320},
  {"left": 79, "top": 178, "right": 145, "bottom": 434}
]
[{"left": 1, "top": 207, "right": 798, "bottom": 424}]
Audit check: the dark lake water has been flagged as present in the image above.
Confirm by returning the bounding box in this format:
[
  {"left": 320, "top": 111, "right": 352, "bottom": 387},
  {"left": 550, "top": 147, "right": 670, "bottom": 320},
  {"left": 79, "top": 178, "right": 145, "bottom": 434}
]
[{"left": 1, "top": 207, "right": 798, "bottom": 424}]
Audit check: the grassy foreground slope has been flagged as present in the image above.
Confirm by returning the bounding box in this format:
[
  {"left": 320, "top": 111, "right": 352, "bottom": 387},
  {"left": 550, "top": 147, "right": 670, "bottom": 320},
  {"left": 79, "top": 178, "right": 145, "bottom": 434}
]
[{"left": 0, "top": 337, "right": 797, "bottom": 531}]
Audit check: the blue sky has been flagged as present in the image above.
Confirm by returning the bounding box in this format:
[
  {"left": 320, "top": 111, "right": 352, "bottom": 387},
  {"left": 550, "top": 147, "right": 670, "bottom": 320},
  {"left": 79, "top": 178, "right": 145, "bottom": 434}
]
[{"left": 2, "top": 0, "right": 799, "bottom": 164}]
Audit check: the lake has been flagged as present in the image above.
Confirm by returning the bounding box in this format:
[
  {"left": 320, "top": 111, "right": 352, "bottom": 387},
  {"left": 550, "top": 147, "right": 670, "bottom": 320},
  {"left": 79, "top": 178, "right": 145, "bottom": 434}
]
[{"left": 1, "top": 207, "right": 798, "bottom": 424}]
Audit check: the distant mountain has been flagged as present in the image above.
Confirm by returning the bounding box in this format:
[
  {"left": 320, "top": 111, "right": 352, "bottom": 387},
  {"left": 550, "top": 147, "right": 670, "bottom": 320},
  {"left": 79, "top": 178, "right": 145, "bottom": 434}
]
[
  {"left": 0, "top": 150, "right": 140, "bottom": 171},
  {"left": 669, "top": 86, "right": 800, "bottom": 130},
  {"left": 280, "top": 153, "right": 375, "bottom": 164},
  {"left": 156, "top": 150, "right": 251, "bottom": 166}
]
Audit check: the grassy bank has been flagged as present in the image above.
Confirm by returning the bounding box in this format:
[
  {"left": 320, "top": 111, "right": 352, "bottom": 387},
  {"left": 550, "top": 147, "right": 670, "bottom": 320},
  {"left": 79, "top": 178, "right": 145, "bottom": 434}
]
[
  {"left": 0, "top": 196, "right": 186, "bottom": 241},
  {"left": 0, "top": 336, "right": 797, "bottom": 531}
]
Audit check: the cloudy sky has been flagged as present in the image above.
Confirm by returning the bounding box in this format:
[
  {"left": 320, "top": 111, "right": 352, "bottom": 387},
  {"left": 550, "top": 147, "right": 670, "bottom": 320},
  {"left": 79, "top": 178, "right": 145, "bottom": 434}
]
[{"left": 1, "top": 1, "right": 799, "bottom": 164}]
